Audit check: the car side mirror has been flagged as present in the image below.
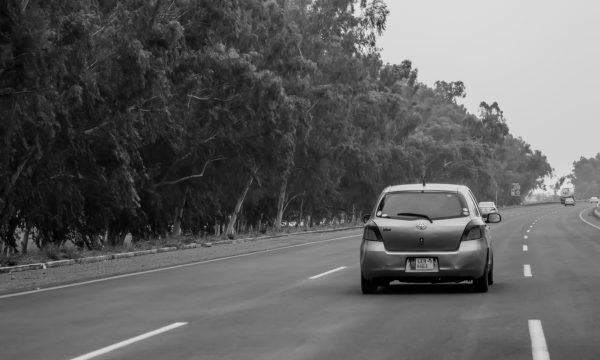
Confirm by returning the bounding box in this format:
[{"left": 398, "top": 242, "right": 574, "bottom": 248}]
[
  {"left": 362, "top": 213, "right": 371, "bottom": 223},
  {"left": 486, "top": 212, "right": 501, "bottom": 223}
]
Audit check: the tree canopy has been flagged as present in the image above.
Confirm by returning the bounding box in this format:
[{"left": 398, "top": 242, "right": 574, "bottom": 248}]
[
  {"left": 571, "top": 154, "right": 600, "bottom": 199},
  {"left": 0, "top": 0, "right": 552, "bottom": 253}
]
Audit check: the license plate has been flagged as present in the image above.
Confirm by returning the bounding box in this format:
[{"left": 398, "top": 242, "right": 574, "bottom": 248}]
[{"left": 415, "top": 258, "right": 434, "bottom": 270}]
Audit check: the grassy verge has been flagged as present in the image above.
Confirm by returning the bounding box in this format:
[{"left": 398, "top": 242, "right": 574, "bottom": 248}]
[{"left": 0, "top": 223, "right": 360, "bottom": 267}]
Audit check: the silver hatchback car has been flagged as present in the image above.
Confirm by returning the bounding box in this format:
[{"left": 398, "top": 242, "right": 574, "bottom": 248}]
[{"left": 360, "top": 183, "right": 501, "bottom": 293}]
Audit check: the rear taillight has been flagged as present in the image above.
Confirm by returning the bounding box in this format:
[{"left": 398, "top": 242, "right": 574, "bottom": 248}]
[
  {"left": 363, "top": 225, "right": 383, "bottom": 242},
  {"left": 466, "top": 226, "right": 482, "bottom": 240},
  {"left": 461, "top": 221, "right": 484, "bottom": 241}
]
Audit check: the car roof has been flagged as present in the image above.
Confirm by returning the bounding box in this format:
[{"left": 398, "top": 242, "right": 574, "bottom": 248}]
[{"left": 383, "top": 183, "right": 469, "bottom": 193}]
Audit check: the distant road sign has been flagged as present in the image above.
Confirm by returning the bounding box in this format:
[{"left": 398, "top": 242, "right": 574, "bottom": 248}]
[{"left": 511, "top": 183, "right": 520, "bottom": 196}]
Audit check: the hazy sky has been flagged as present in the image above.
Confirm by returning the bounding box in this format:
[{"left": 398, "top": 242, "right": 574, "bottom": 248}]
[{"left": 377, "top": 0, "right": 600, "bottom": 178}]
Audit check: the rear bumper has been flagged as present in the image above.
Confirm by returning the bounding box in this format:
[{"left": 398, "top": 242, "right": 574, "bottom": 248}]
[{"left": 360, "top": 239, "right": 488, "bottom": 282}]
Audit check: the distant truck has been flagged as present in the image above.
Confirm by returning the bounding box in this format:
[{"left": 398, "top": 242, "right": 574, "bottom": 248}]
[{"left": 560, "top": 187, "right": 575, "bottom": 204}]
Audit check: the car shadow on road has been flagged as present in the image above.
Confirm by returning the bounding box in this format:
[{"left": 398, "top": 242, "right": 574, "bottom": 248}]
[
  {"left": 364, "top": 281, "right": 515, "bottom": 295},
  {"left": 375, "top": 282, "right": 476, "bottom": 295}
]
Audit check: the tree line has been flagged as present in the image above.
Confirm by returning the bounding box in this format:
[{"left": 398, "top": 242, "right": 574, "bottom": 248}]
[
  {"left": 0, "top": 0, "right": 552, "bottom": 254},
  {"left": 569, "top": 154, "right": 600, "bottom": 199}
]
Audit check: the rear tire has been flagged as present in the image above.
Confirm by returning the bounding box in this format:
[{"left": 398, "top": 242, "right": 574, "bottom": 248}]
[
  {"left": 473, "top": 260, "right": 489, "bottom": 293},
  {"left": 473, "top": 270, "right": 489, "bottom": 293},
  {"left": 361, "top": 272, "right": 378, "bottom": 294},
  {"left": 487, "top": 266, "right": 494, "bottom": 285},
  {"left": 488, "top": 255, "right": 494, "bottom": 285}
]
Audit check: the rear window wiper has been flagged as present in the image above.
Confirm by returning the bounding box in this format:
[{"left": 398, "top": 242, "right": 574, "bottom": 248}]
[{"left": 396, "top": 212, "right": 433, "bottom": 223}]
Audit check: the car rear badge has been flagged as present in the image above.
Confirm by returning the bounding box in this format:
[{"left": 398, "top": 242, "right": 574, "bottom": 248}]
[{"left": 416, "top": 222, "right": 427, "bottom": 230}]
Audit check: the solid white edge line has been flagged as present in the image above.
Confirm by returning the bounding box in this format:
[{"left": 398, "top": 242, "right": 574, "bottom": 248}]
[
  {"left": 0, "top": 234, "right": 361, "bottom": 300},
  {"left": 309, "top": 266, "right": 347, "bottom": 280},
  {"left": 578, "top": 208, "right": 600, "bottom": 231},
  {"left": 529, "top": 319, "right": 550, "bottom": 360},
  {"left": 524, "top": 264, "right": 532, "bottom": 277},
  {"left": 523, "top": 245, "right": 528, "bottom": 252},
  {"left": 69, "top": 322, "right": 187, "bottom": 360}
]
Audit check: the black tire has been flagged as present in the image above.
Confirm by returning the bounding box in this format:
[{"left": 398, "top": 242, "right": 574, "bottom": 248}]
[
  {"left": 361, "top": 272, "right": 378, "bottom": 294},
  {"left": 473, "top": 269, "right": 489, "bottom": 292},
  {"left": 487, "top": 266, "right": 494, "bottom": 285},
  {"left": 488, "top": 254, "right": 494, "bottom": 285},
  {"left": 473, "top": 258, "right": 489, "bottom": 293}
]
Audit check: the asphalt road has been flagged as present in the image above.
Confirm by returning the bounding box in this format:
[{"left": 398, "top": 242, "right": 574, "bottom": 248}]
[{"left": 2, "top": 203, "right": 600, "bottom": 360}]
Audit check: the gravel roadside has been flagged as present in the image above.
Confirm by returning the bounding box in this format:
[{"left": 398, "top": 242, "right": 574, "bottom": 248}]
[{"left": 0, "top": 228, "right": 362, "bottom": 296}]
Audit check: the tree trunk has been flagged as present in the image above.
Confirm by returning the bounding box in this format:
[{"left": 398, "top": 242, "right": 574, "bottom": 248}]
[
  {"left": 172, "top": 189, "right": 188, "bottom": 236},
  {"left": 274, "top": 176, "right": 288, "bottom": 230},
  {"left": 2, "top": 216, "right": 19, "bottom": 254},
  {"left": 297, "top": 197, "right": 304, "bottom": 228},
  {"left": 226, "top": 166, "right": 257, "bottom": 237},
  {"left": 20, "top": 226, "right": 30, "bottom": 254}
]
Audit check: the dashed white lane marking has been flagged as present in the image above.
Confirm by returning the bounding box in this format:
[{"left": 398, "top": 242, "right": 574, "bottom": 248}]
[
  {"left": 527, "top": 229, "right": 531, "bottom": 233},
  {"left": 523, "top": 245, "right": 528, "bottom": 252},
  {"left": 69, "top": 322, "right": 188, "bottom": 360},
  {"left": 579, "top": 208, "right": 600, "bottom": 231},
  {"left": 524, "top": 235, "right": 529, "bottom": 240},
  {"left": 0, "top": 234, "right": 362, "bottom": 300},
  {"left": 529, "top": 319, "right": 550, "bottom": 360},
  {"left": 524, "top": 264, "right": 532, "bottom": 277},
  {"left": 310, "top": 266, "right": 347, "bottom": 280}
]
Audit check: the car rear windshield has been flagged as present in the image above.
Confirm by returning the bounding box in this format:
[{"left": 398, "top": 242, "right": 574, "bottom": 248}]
[{"left": 376, "top": 191, "right": 469, "bottom": 220}]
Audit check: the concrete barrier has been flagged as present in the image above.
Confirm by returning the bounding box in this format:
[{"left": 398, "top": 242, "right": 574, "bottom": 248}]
[{"left": 0, "top": 263, "right": 45, "bottom": 274}]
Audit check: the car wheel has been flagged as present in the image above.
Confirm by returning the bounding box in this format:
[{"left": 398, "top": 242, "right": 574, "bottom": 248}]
[
  {"left": 361, "top": 272, "right": 378, "bottom": 294},
  {"left": 473, "top": 263, "right": 489, "bottom": 293},
  {"left": 487, "top": 265, "right": 494, "bottom": 285}
]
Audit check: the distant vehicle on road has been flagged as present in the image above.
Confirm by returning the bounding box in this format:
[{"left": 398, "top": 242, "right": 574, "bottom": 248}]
[
  {"left": 564, "top": 197, "right": 575, "bottom": 206},
  {"left": 360, "top": 183, "right": 501, "bottom": 294},
  {"left": 478, "top": 201, "right": 498, "bottom": 218},
  {"left": 560, "top": 187, "right": 575, "bottom": 204},
  {"left": 590, "top": 196, "right": 599, "bottom": 206}
]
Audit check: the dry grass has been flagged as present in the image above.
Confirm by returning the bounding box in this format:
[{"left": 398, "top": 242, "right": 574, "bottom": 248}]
[{"left": 0, "top": 222, "right": 359, "bottom": 267}]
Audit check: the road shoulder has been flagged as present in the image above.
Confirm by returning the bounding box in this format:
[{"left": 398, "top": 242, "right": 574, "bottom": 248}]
[{"left": 0, "top": 228, "right": 361, "bottom": 296}]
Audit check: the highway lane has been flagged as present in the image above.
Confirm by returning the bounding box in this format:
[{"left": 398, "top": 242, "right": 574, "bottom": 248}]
[
  {"left": 1, "top": 203, "right": 600, "bottom": 359},
  {"left": 522, "top": 204, "right": 600, "bottom": 360}
]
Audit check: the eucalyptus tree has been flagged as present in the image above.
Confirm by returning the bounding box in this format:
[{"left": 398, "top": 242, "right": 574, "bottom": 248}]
[
  {"left": 0, "top": 1, "right": 123, "bottom": 250},
  {"left": 0, "top": 0, "right": 557, "bottom": 253},
  {"left": 569, "top": 155, "right": 600, "bottom": 199},
  {"left": 281, "top": 0, "right": 390, "bottom": 223}
]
